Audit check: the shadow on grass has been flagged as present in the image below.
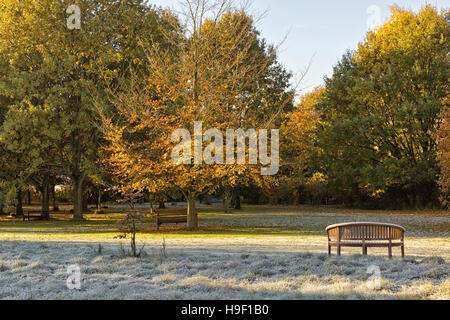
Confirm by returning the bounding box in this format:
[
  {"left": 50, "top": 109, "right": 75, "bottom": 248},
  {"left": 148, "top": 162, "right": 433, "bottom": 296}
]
[{"left": 0, "top": 206, "right": 448, "bottom": 238}]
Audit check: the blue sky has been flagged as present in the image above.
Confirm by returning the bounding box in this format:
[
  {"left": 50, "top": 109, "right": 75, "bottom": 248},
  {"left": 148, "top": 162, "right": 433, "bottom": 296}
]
[{"left": 149, "top": 0, "right": 449, "bottom": 95}]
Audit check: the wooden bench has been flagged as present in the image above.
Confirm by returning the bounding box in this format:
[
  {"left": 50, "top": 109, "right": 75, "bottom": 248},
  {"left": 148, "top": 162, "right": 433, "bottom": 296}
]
[
  {"left": 50, "top": 210, "right": 72, "bottom": 215},
  {"left": 23, "top": 211, "right": 45, "bottom": 221},
  {"left": 326, "top": 222, "right": 405, "bottom": 258},
  {"left": 155, "top": 208, "right": 187, "bottom": 231},
  {"left": 22, "top": 209, "right": 71, "bottom": 221}
]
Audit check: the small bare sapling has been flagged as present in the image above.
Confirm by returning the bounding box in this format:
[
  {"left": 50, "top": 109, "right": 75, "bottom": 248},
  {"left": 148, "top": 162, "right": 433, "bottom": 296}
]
[{"left": 116, "top": 188, "right": 146, "bottom": 257}]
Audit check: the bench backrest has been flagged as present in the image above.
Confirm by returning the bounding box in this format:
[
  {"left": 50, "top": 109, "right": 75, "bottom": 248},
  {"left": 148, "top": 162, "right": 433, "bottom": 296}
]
[
  {"left": 326, "top": 223, "right": 405, "bottom": 241},
  {"left": 156, "top": 208, "right": 187, "bottom": 216}
]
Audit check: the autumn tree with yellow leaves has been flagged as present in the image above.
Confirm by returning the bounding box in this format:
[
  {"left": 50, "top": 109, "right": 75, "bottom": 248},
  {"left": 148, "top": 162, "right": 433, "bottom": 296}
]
[
  {"left": 100, "top": 0, "right": 294, "bottom": 229},
  {"left": 437, "top": 95, "right": 450, "bottom": 207},
  {"left": 277, "top": 88, "right": 323, "bottom": 204}
]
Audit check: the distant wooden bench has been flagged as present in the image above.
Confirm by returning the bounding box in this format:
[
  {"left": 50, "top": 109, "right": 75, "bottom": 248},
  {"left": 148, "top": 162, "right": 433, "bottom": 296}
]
[
  {"left": 326, "top": 222, "right": 405, "bottom": 258},
  {"left": 23, "top": 211, "right": 44, "bottom": 221},
  {"left": 22, "top": 209, "right": 71, "bottom": 221},
  {"left": 155, "top": 208, "right": 187, "bottom": 231},
  {"left": 50, "top": 210, "right": 72, "bottom": 215}
]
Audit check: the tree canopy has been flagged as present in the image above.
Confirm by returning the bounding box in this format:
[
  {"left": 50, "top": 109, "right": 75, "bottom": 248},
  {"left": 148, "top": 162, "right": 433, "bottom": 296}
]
[
  {"left": 100, "top": 3, "right": 294, "bottom": 229},
  {"left": 0, "top": 1, "right": 448, "bottom": 221},
  {"left": 315, "top": 6, "right": 449, "bottom": 208}
]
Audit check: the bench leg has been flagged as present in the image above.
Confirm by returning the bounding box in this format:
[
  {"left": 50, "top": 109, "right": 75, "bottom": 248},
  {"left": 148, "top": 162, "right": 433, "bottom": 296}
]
[
  {"left": 362, "top": 245, "right": 367, "bottom": 256},
  {"left": 388, "top": 245, "right": 392, "bottom": 259},
  {"left": 337, "top": 245, "right": 341, "bottom": 256},
  {"left": 401, "top": 245, "right": 404, "bottom": 258},
  {"left": 328, "top": 245, "right": 331, "bottom": 256}
]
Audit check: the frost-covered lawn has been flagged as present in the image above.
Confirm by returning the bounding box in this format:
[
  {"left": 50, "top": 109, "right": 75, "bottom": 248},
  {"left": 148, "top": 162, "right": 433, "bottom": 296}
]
[{"left": 0, "top": 206, "right": 448, "bottom": 300}]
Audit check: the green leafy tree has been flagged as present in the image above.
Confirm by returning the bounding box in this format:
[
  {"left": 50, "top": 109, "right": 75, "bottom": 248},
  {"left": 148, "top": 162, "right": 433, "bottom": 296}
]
[
  {"left": 316, "top": 6, "right": 449, "bottom": 207},
  {"left": 101, "top": 1, "right": 294, "bottom": 229},
  {"left": 0, "top": 0, "right": 172, "bottom": 219}
]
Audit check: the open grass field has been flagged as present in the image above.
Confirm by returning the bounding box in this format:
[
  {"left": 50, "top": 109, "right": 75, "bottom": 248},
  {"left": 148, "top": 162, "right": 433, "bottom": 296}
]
[{"left": 0, "top": 206, "right": 448, "bottom": 300}]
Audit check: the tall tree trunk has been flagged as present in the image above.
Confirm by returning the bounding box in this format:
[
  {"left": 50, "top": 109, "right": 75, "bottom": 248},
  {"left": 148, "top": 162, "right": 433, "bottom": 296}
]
[
  {"left": 72, "top": 175, "right": 85, "bottom": 221},
  {"left": 232, "top": 188, "right": 241, "bottom": 210},
  {"left": 0, "top": 198, "right": 5, "bottom": 215},
  {"left": 41, "top": 178, "right": 50, "bottom": 220},
  {"left": 186, "top": 192, "right": 198, "bottom": 230},
  {"left": 223, "top": 197, "right": 230, "bottom": 213},
  {"left": 16, "top": 188, "right": 24, "bottom": 216},
  {"left": 71, "top": 128, "right": 86, "bottom": 221},
  {"left": 51, "top": 184, "right": 58, "bottom": 212},
  {"left": 96, "top": 187, "right": 102, "bottom": 210},
  {"left": 27, "top": 189, "right": 31, "bottom": 205},
  {"left": 223, "top": 187, "right": 232, "bottom": 213},
  {"left": 82, "top": 187, "right": 88, "bottom": 212}
]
